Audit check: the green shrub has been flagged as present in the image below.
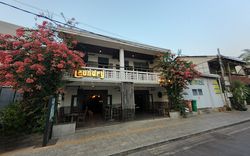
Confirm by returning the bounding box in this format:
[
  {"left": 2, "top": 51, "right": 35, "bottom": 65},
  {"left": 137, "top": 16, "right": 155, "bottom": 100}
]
[
  {"left": 0, "top": 102, "right": 26, "bottom": 136},
  {"left": 230, "top": 80, "right": 249, "bottom": 111}
]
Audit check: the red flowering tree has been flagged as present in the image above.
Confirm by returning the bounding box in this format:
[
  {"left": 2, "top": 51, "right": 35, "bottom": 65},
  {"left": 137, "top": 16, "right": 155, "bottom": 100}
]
[
  {"left": 0, "top": 21, "right": 84, "bottom": 133},
  {"left": 158, "top": 52, "right": 200, "bottom": 114}
]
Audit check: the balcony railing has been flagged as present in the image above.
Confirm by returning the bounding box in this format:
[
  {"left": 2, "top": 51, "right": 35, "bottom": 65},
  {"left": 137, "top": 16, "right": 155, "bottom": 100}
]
[{"left": 64, "top": 67, "right": 160, "bottom": 84}]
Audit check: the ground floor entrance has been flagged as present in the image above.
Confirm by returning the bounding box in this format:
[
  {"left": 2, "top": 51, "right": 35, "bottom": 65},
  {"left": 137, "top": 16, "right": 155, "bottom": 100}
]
[
  {"left": 134, "top": 90, "right": 155, "bottom": 119},
  {"left": 73, "top": 89, "right": 112, "bottom": 127},
  {"left": 58, "top": 84, "right": 169, "bottom": 129}
]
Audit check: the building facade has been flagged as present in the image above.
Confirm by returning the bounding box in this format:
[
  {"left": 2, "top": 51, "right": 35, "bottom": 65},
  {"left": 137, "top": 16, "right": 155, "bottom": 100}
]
[
  {"left": 57, "top": 27, "right": 169, "bottom": 125},
  {"left": 179, "top": 55, "right": 248, "bottom": 109}
]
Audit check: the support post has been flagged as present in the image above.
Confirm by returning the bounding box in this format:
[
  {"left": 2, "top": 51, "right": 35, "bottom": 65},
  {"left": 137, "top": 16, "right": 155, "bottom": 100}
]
[
  {"left": 120, "top": 48, "right": 125, "bottom": 80},
  {"left": 121, "top": 82, "right": 135, "bottom": 121},
  {"left": 119, "top": 48, "right": 125, "bottom": 70}
]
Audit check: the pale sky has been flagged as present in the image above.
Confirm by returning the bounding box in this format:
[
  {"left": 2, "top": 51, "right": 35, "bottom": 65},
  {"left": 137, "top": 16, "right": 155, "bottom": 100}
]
[{"left": 0, "top": 0, "right": 250, "bottom": 57}]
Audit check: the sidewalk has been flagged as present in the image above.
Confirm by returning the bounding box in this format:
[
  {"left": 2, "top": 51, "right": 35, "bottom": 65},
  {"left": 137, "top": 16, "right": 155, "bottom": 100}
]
[{"left": 3, "top": 107, "right": 250, "bottom": 156}]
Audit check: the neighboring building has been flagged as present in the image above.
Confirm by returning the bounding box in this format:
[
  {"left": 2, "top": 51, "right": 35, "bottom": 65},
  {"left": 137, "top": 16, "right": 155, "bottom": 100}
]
[
  {"left": 179, "top": 55, "right": 248, "bottom": 108},
  {"left": 0, "top": 20, "right": 20, "bottom": 35},
  {"left": 183, "top": 75, "right": 225, "bottom": 109}
]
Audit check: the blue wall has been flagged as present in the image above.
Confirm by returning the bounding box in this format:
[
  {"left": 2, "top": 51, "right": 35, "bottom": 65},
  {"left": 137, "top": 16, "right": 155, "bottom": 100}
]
[{"left": 0, "top": 87, "right": 22, "bottom": 109}]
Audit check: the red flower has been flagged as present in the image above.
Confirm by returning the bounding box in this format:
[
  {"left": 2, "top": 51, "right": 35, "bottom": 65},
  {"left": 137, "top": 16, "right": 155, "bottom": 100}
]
[
  {"left": 72, "top": 40, "right": 77, "bottom": 46},
  {"left": 12, "top": 41, "right": 22, "bottom": 47},
  {"left": 26, "top": 78, "right": 34, "bottom": 83},
  {"left": 16, "top": 66, "right": 25, "bottom": 73},
  {"left": 37, "top": 53, "right": 44, "bottom": 61},
  {"left": 24, "top": 58, "right": 32, "bottom": 64},
  {"left": 42, "top": 21, "right": 48, "bottom": 26},
  {"left": 16, "top": 28, "right": 25, "bottom": 37},
  {"left": 23, "top": 43, "right": 32, "bottom": 49},
  {"left": 0, "top": 21, "right": 85, "bottom": 95},
  {"left": 5, "top": 73, "right": 13, "bottom": 79},
  {"left": 57, "top": 63, "right": 64, "bottom": 69},
  {"left": 4, "top": 55, "right": 13, "bottom": 63}
]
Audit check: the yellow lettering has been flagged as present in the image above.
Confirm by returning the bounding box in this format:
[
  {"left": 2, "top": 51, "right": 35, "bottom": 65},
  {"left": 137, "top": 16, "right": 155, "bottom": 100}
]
[
  {"left": 100, "top": 71, "right": 104, "bottom": 79},
  {"left": 87, "top": 71, "right": 91, "bottom": 76},
  {"left": 96, "top": 71, "right": 100, "bottom": 77},
  {"left": 74, "top": 69, "right": 105, "bottom": 79},
  {"left": 78, "top": 70, "right": 82, "bottom": 77},
  {"left": 74, "top": 70, "right": 80, "bottom": 78},
  {"left": 92, "top": 70, "right": 97, "bottom": 77},
  {"left": 82, "top": 70, "right": 87, "bottom": 76}
]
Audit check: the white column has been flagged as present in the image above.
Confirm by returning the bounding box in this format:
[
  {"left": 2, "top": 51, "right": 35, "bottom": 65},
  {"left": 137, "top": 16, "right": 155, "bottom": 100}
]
[{"left": 119, "top": 48, "right": 125, "bottom": 70}]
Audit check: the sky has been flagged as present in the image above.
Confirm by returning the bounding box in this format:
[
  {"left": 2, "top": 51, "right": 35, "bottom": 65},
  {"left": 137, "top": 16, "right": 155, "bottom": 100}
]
[{"left": 0, "top": 0, "right": 250, "bottom": 57}]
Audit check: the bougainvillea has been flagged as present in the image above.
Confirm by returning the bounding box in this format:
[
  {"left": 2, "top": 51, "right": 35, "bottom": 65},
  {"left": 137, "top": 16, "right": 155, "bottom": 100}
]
[
  {"left": 158, "top": 52, "right": 200, "bottom": 113},
  {"left": 0, "top": 21, "right": 84, "bottom": 96},
  {"left": 0, "top": 21, "right": 84, "bottom": 133}
]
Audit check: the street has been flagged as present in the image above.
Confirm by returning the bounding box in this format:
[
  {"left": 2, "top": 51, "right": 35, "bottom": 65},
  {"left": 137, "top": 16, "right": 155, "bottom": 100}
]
[{"left": 128, "top": 121, "right": 250, "bottom": 156}]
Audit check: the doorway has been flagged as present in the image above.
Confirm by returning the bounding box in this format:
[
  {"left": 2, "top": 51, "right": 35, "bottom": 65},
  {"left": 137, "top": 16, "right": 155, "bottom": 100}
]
[
  {"left": 134, "top": 90, "right": 154, "bottom": 119},
  {"left": 76, "top": 89, "right": 108, "bottom": 127}
]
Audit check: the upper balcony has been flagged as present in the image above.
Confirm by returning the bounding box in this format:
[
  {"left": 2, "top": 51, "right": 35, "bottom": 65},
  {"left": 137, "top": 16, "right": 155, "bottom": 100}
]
[{"left": 63, "top": 67, "right": 160, "bottom": 85}]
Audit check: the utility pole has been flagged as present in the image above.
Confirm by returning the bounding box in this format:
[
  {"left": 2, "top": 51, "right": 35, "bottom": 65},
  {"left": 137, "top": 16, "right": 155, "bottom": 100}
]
[
  {"left": 217, "top": 48, "right": 225, "bottom": 78},
  {"left": 217, "top": 48, "right": 230, "bottom": 108}
]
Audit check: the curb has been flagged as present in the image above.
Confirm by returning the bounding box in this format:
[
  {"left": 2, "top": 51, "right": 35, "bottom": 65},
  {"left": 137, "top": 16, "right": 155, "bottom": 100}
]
[{"left": 110, "top": 118, "right": 250, "bottom": 156}]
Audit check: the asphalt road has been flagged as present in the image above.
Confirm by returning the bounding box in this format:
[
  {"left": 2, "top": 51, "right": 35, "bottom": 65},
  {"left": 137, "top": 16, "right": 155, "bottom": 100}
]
[{"left": 128, "top": 121, "right": 250, "bottom": 156}]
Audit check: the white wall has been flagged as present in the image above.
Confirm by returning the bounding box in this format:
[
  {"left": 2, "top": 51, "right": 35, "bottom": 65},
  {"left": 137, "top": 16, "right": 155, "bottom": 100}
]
[
  {"left": 150, "top": 87, "right": 168, "bottom": 102},
  {"left": 183, "top": 77, "right": 224, "bottom": 109},
  {"left": 180, "top": 57, "right": 215, "bottom": 74},
  {"left": 134, "top": 87, "right": 168, "bottom": 103}
]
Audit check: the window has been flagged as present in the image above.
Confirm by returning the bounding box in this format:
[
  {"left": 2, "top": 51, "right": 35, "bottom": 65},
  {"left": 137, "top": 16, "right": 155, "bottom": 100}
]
[
  {"left": 198, "top": 89, "right": 203, "bottom": 95},
  {"left": 98, "top": 57, "right": 109, "bottom": 68},
  {"left": 192, "top": 89, "right": 198, "bottom": 96},
  {"left": 192, "top": 89, "right": 203, "bottom": 96},
  {"left": 134, "top": 61, "right": 149, "bottom": 71},
  {"left": 125, "top": 60, "right": 133, "bottom": 70}
]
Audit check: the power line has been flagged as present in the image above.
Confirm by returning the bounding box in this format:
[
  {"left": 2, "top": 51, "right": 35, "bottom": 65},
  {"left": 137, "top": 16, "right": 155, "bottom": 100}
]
[
  {"left": 7, "top": 0, "right": 133, "bottom": 40},
  {"left": 0, "top": 1, "right": 68, "bottom": 27},
  {"left": 1, "top": 1, "right": 163, "bottom": 52}
]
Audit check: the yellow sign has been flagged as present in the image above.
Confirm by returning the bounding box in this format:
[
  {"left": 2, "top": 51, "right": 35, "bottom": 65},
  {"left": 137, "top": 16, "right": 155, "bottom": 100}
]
[
  {"left": 212, "top": 80, "right": 221, "bottom": 94},
  {"left": 74, "top": 69, "right": 105, "bottom": 79},
  {"left": 191, "top": 79, "right": 204, "bottom": 85}
]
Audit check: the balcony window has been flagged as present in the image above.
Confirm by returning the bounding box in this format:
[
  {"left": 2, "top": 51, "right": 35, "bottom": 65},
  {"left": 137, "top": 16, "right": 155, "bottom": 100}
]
[
  {"left": 125, "top": 60, "right": 133, "bottom": 70},
  {"left": 98, "top": 57, "right": 109, "bottom": 68},
  {"left": 134, "top": 61, "right": 149, "bottom": 72}
]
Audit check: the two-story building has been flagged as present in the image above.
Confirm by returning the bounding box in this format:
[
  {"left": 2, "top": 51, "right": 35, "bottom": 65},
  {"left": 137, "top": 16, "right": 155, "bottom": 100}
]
[
  {"left": 57, "top": 27, "right": 170, "bottom": 127},
  {"left": 179, "top": 55, "right": 247, "bottom": 110}
]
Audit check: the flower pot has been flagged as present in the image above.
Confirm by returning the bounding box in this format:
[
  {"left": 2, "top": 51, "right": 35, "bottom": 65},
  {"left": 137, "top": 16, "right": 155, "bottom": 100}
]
[
  {"left": 169, "top": 111, "right": 180, "bottom": 119},
  {"left": 52, "top": 122, "right": 76, "bottom": 138}
]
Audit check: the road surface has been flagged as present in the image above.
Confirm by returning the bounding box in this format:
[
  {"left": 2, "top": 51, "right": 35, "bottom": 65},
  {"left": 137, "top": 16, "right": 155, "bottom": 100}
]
[{"left": 128, "top": 121, "right": 250, "bottom": 156}]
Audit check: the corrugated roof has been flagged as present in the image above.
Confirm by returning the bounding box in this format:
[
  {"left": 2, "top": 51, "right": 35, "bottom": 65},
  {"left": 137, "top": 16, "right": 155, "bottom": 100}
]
[
  {"left": 231, "top": 75, "right": 250, "bottom": 85},
  {"left": 178, "top": 55, "right": 245, "bottom": 64}
]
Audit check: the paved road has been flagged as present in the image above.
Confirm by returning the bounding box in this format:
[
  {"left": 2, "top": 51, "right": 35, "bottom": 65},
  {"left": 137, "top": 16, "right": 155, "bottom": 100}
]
[{"left": 129, "top": 121, "right": 250, "bottom": 156}]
